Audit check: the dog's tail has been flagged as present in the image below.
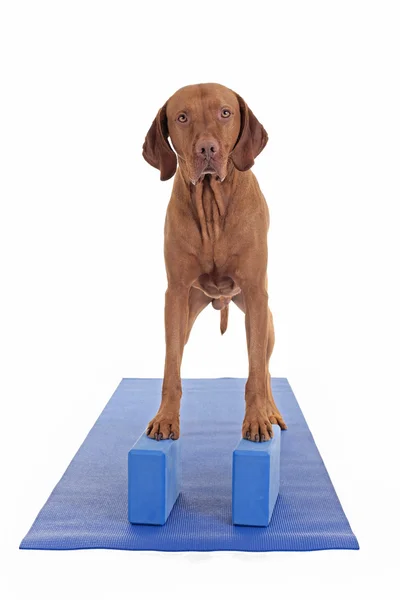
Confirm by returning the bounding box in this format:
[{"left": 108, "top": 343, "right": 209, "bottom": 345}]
[{"left": 220, "top": 305, "right": 229, "bottom": 335}]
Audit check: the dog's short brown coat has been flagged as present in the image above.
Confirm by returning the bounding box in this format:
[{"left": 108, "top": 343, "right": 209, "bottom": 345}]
[{"left": 142, "top": 83, "right": 287, "bottom": 442}]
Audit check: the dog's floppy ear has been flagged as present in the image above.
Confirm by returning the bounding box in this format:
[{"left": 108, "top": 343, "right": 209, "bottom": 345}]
[
  {"left": 142, "top": 103, "right": 177, "bottom": 181},
  {"left": 231, "top": 94, "right": 268, "bottom": 171}
]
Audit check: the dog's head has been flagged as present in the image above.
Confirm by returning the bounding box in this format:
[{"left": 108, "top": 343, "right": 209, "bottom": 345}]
[{"left": 142, "top": 83, "right": 268, "bottom": 183}]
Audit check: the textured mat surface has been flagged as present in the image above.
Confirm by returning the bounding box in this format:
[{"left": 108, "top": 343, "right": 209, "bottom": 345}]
[{"left": 20, "top": 378, "right": 359, "bottom": 552}]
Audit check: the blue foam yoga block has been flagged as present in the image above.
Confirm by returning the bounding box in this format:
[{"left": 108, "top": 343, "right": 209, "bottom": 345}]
[
  {"left": 128, "top": 431, "right": 181, "bottom": 525},
  {"left": 232, "top": 424, "right": 281, "bottom": 527}
]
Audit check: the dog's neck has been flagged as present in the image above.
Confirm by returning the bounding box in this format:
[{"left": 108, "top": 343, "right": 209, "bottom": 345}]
[
  {"left": 191, "top": 162, "right": 236, "bottom": 245},
  {"left": 191, "top": 176, "right": 224, "bottom": 244},
  {"left": 172, "top": 160, "right": 243, "bottom": 245}
]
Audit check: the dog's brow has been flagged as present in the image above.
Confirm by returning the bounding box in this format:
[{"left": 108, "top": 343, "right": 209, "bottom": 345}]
[{"left": 174, "top": 106, "right": 190, "bottom": 115}]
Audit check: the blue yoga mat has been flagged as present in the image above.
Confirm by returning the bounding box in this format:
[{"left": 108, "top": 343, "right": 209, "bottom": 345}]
[{"left": 20, "top": 378, "right": 359, "bottom": 552}]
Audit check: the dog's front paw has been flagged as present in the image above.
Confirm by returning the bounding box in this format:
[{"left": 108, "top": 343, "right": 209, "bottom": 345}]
[
  {"left": 147, "top": 411, "right": 180, "bottom": 441},
  {"left": 242, "top": 408, "right": 274, "bottom": 442}
]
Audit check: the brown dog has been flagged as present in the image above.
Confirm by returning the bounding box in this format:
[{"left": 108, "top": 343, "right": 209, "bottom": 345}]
[{"left": 142, "top": 83, "right": 287, "bottom": 443}]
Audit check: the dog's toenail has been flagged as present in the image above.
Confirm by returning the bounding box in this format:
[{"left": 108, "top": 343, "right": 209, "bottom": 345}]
[
  {"left": 255, "top": 434, "right": 259, "bottom": 442},
  {"left": 246, "top": 432, "right": 250, "bottom": 439},
  {"left": 261, "top": 435, "right": 265, "bottom": 442},
  {"left": 169, "top": 432, "right": 175, "bottom": 439},
  {"left": 159, "top": 433, "right": 163, "bottom": 440}
]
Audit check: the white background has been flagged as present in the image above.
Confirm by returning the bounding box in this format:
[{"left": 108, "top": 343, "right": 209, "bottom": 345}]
[{"left": 1, "top": 1, "right": 400, "bottom": 598}]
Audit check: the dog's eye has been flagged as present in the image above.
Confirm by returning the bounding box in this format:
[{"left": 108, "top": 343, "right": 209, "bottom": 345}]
[
  {"left": 221, "top": 109, "right": 231, "bottom": 118},
  {"left": 177, "top": 113, "right": 187, "bottom": 123}
]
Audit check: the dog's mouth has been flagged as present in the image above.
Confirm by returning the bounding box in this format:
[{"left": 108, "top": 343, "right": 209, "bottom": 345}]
[
  {"left": 190, "top": 160, "right": 227, "bottom": 184},
  {"left": 202, "top": 165, "right": 217, "bottom": 175}
]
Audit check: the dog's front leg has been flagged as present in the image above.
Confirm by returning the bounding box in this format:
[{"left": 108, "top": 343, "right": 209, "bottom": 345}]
[
  {"left": 241, "top": 282, "right": 274, "bottom": 442},
  {"left": 147, "top": 284, "right": 189, "bottom": 441}
]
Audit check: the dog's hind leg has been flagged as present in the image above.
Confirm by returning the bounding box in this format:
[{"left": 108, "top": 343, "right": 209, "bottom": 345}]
[
  {"left": 265, "top": 310, "right": 287, "bottom": 429},
  {"left": 233, "top": 292, "right": 287, "bottom": 430},
  {"left": 184, "top": 287, "right": 212, "bottom": 345}
]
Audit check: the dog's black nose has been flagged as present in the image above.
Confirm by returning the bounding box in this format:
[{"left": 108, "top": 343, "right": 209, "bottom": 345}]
[{"left": 196, "top": 139, "right": 219, "bottom": 161}]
